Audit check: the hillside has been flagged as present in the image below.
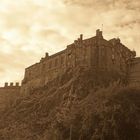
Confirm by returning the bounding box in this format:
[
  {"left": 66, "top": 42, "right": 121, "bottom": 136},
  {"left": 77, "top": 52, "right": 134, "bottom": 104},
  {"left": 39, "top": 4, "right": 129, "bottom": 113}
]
[{"left": 0, "top": 67, "right": 140, "bottom": 140}]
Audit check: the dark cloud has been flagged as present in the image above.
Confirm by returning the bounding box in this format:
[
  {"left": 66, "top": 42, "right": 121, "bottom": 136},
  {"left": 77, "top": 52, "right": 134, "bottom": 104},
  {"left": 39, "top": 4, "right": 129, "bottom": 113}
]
[{"left": 64, "top": 0, "right": 140, "bottom": 9}]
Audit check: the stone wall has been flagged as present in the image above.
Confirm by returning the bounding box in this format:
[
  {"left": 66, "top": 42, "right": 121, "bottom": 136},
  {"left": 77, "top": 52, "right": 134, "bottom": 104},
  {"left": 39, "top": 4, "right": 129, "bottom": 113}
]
[
  {"left": 21, "top": 29, "right": 136, "bottom": 94},
  {"left": 128, "top": 57, "right": 140, "bottom": 86},
  {"left": 0, "top": 83, "right": 21, "bottom": 109}
]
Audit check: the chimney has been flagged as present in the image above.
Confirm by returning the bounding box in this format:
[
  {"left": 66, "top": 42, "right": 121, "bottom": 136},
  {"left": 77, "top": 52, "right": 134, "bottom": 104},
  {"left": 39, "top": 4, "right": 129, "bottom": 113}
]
[
  {"left": 45, "top": 52, "right": 49, "bottom": 57},
  {"left": 80, "top": 34, "right": 83, "bottom": 41},
  {"left": 96, "top": 29, "right": 103, "bottom": 38},
  {"left": 4, "top": 82, "right": 8, "bottom": 87}
]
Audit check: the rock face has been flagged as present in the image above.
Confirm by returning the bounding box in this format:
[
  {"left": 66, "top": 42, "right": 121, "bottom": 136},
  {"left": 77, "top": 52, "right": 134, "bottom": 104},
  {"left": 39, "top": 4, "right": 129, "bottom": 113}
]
[{"left": 0, "top": 67, "right": 140, "bottom": 140}]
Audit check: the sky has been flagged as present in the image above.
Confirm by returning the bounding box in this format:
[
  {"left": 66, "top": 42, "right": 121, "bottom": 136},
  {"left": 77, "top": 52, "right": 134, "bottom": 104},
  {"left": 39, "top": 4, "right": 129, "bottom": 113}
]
[{"left": 0, "top": 0, "right": 140, "bottom": 86}]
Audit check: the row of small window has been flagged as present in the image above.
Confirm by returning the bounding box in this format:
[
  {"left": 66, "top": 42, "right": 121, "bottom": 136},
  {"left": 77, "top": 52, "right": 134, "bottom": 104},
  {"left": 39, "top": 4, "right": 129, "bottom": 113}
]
[{"left": 48, "top": 56, "right": 64, "bottom": 69}]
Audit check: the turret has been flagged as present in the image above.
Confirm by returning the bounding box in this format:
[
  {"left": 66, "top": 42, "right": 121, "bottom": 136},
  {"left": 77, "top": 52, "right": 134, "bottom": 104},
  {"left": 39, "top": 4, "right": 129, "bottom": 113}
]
[
  {"left": 96, "top": 29, "right": 103, "bottom": 38},
  {"left": 80, "top": 34, "right": 83, "bottom": 41},
  {"left": 74, "top": 34, "right": 83, "bottom": 46}
]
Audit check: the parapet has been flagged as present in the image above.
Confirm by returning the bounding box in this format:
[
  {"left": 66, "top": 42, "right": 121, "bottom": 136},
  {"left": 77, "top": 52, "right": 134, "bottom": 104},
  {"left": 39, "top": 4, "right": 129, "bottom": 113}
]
[{"left": 4, "top": 82, "right": 20, "bottom": 88}]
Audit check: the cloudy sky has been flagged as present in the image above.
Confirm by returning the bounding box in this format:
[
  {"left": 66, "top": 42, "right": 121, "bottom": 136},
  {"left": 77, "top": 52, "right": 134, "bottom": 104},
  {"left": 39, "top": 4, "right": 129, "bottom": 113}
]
[{"left": 0, "top": 0, "right": 140, "bottom": 86}]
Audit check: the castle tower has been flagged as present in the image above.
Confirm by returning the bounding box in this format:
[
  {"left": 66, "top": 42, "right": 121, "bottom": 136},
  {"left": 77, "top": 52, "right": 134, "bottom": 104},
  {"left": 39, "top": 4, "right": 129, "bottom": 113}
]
[{"left": 96, "top": 29, "right": 103, "bottom": 39}]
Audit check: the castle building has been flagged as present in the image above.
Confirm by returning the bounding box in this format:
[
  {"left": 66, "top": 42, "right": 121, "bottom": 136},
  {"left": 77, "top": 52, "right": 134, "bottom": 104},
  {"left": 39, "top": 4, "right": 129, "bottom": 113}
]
[
  {"left": 20, "top": 29, "right": 136, "bottom": 93},
  {"left": 0, "top": 29, "right": 139, "bottom": 96}
]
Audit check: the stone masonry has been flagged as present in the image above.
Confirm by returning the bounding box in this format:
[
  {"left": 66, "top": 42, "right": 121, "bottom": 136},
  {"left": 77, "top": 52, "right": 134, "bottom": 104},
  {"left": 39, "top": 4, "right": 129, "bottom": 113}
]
[
  {"left": 0, "top": 82, "right": 20, "bottom": 106},
  {"left": 20, "top": 29, "right": 136, "bottom": 94}
]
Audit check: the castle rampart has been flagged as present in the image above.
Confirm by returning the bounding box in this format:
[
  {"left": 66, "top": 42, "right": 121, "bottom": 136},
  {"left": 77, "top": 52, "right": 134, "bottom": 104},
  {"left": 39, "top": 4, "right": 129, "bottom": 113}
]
[
  {"left": 0, "top": 82, "right": 20, "bottom": 107},
  {"left": 0, "top": 82, "right": 20, "bottom": 90}
]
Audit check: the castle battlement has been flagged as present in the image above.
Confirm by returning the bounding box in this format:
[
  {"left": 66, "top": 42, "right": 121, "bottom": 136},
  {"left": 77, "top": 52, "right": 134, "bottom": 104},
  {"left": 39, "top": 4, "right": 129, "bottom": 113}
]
[
  {"left": 0, "top": 82, "right": 21, "bottom": 95},
  {"left": 3, "top": 82, "right": 21, "bottom": 88}
]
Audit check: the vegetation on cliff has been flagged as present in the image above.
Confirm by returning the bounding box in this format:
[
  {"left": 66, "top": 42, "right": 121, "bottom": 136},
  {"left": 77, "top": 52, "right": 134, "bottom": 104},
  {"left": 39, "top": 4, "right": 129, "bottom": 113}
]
[{"left": 0, "top": 67, "right": 140, "bottom": 140}]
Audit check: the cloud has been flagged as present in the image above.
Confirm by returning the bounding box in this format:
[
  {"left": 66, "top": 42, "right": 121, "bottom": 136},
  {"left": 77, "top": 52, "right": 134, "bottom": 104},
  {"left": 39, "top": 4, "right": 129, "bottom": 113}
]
[
  {"left": 0, "top": 0, "right": 139, "bottom": 86},
  {"left": 64, "top": 0, "right": 140, "bottom": 10},
  {"left": 62, "top": 0, "right": 140, "bottom": 50}
]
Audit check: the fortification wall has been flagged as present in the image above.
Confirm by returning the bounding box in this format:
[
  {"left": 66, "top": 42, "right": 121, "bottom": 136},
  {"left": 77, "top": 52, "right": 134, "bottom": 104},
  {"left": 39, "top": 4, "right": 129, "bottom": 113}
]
[
  {"left": 21, "top": 50, "right": 68, "bottom": 94},
  {"left": 21, "top": 30, "right": 136, "bottom": 95},
  {"left": 21, "top": 34, "right": 93, "bottom": 91},
  {"left": 99, "top": 38, "right": 135, "bottom": 73},
  {"left": 0, "top": 86, "right": 20, "bottom": 95}
]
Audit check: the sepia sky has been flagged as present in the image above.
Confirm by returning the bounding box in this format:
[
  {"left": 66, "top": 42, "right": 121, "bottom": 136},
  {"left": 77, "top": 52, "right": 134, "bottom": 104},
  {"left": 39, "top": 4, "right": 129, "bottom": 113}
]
[{"left": 0, "top": 0, "right": 140, "bottom": 86}]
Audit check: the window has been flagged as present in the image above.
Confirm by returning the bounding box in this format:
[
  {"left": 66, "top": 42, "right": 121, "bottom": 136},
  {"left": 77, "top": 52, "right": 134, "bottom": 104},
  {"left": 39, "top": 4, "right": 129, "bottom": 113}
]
[
  {"left": 68, "top": 53, "right": 72, "bottom": 58},
  {"left": 55, "top": 59, "right": 58, "bottom": 67},
  {"left": 61, "top": 56, "right": 64, "bottom": 65},
  {"left": 112, "top": 48, "right": 115, "bottom": 53},
  {"left": 101, "top": 46, "right": 105, "bottom": 56},
  {"left": 49, "top": 61, "right": 52, "bottom": 69},
  {"left": 112, "top": 54, "right": 115, "bottom": 59},
  {"left": 112, "top": 54, "right": 115, "bottom": 64}
]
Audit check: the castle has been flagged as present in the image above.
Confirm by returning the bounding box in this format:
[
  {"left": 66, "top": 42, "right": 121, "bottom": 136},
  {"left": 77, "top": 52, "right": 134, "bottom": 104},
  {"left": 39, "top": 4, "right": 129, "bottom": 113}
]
[{"left": 0, "top": 29, "right": 140, "bottom": 95}]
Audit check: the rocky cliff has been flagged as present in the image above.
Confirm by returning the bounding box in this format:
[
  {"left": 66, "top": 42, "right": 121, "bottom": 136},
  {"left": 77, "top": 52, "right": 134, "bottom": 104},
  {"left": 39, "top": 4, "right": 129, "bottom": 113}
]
[{"left": 0, "top": 67, "right": 140, "bottom": 140}]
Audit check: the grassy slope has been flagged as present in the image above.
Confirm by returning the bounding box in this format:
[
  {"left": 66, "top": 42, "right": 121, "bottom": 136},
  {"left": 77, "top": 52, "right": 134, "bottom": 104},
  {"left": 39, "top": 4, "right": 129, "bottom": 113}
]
[{"left": 0, "top": 67, "right": 140, "bottom": 140}]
